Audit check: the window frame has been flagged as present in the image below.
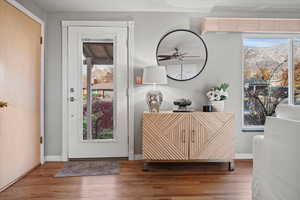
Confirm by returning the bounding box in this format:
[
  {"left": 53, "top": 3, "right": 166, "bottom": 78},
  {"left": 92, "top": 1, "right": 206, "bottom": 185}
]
[{"left": 242, "top": 33, "right": 300, "bottom": 132}]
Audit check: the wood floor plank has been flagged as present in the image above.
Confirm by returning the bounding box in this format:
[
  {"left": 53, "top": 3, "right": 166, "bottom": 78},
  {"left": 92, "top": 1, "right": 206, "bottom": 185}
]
[{"left": 0, "top": 160, "right": 252, "bottom": 200}]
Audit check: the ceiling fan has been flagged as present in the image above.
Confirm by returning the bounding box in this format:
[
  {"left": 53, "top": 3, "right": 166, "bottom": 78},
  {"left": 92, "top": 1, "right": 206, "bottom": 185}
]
[{"left": 158, "top": 47, "right": 200, "bottom": 61}]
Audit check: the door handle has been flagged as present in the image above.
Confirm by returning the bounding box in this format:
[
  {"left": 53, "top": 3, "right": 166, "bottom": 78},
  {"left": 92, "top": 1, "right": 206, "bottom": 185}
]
[
  {"left": 70, "top": 97, "right": 76, "bottom": 102},
  {"left": 191, "top": 130, "right": 195, "bottom": 143}
]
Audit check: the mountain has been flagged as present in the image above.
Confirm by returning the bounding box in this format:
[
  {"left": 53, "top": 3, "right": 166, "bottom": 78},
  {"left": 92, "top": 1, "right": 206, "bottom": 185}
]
[{"left": 244, "top": 43, "right": 289, "bottom": 87}]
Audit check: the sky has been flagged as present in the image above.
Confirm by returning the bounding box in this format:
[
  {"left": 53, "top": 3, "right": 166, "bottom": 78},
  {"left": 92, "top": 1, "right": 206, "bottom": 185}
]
[{"left": 243, "top": 38, "right": 289, "bottom": 47}]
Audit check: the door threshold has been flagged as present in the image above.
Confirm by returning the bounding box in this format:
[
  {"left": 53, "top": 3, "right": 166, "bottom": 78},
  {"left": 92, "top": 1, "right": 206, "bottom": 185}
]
[{"left": 69, "top": 157, "right": 128, "bottom": 161}]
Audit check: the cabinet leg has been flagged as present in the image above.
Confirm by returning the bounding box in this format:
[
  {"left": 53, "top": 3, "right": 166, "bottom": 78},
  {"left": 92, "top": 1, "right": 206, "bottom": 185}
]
[
  {"left": 143, "top": 162, "right": 149, "bottom": 172},
  {"left": 228, "top": 160, "right": 235, "bottom": 171}
]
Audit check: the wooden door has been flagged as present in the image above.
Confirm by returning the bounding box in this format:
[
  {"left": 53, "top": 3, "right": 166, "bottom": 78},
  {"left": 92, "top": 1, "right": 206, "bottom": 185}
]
[
  {"left": 143, "top": 112, "right": 189, "bottom": 160},
  {"left": 0, "top": 0, "right": 41, "bottom": 191},
  {"left": 189, "top": 112, "right": 235, "bottom": 160}
]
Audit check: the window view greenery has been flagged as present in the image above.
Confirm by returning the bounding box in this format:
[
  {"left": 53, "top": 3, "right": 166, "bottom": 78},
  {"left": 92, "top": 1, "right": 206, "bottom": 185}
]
[
  {"left": 243, "top": 38, "right": 289, "bottom": 129},
  {"left": 82, "top": 65, "right": 114, "bottom": 140}
]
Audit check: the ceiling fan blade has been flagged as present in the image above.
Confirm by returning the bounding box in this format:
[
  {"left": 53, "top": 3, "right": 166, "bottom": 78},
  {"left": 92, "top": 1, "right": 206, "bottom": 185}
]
[
  {"left": 158, "top": 55, "right": 173, "bottom": 57},
  {"left": 178, "top": 53, "right": 188, "bottom": 56},
  {"left": 181, "top": 56, "right": 201, "bottom": 58},
  {"left": 159, "top": 57, "right": 172, "bottom": 61}
]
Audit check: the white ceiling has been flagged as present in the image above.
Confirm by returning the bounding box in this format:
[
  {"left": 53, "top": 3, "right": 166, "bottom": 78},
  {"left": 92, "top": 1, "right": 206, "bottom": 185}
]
[{"left": 32, "top": 0, "right": 300, "bottom": 14}]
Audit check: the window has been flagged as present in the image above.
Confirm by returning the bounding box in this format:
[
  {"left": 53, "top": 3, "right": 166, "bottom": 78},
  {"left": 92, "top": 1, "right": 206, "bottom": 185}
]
[{"left": 243, "top": 36, "right": 300, "bottom": 131}]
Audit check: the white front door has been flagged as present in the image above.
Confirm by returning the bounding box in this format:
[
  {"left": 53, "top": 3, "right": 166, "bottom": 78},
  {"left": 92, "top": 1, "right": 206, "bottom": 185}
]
[{"left": 68, "top": 26, "right": 128, "bottom": 158}]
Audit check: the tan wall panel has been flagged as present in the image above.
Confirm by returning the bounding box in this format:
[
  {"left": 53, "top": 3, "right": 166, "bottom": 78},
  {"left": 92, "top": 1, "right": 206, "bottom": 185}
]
[
  {"left": 201, "top": 17, "right": 300, "bottom": 33},
  {"left": 0, "top": 0, "right": 41, "bottom": 191}
]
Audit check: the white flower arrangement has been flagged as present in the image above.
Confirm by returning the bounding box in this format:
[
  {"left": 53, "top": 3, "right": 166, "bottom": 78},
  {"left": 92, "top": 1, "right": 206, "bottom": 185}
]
[{"left": 206, "top": 83, "right": 229, "bottom": 102}]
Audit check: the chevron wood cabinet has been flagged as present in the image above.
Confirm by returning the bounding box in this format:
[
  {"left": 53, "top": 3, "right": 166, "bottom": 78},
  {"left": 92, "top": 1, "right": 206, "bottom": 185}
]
[{"left": 142, "top": 111, "right": 235, "bottom": 171}]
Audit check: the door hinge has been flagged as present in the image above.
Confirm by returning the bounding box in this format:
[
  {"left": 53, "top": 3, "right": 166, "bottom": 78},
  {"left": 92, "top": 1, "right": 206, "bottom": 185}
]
[
  {"left": 40, "top": 136, "right": 43, "bottom": 144},
  {"left": 40, "top": 36, "right": 43, "bottom": 45}
]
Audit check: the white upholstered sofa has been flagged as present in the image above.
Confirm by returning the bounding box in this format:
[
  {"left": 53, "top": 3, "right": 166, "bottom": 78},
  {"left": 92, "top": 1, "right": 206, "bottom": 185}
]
[{"left": 252, "top": 104, "right": 300, "bottom": 200}]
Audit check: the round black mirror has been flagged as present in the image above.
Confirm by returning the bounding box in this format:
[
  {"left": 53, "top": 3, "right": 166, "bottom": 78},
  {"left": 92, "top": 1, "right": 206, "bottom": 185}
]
[{"left": 156, "top": 29, "right": 208, "bottom": 81}]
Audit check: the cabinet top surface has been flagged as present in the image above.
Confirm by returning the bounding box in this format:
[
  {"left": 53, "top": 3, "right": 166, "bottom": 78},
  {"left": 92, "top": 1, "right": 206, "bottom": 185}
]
[{"left": 143, "top": 111, "right": 234, "bottom": 115}]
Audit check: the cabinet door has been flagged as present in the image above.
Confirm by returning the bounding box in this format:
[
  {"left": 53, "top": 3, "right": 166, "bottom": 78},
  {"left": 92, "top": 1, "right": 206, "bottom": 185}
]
[
  {"left": 143, "top": 113, "right": 189, "bottom": 160},
  {"left": 189, "top": 112, "right": 235, "bottom": 160}
]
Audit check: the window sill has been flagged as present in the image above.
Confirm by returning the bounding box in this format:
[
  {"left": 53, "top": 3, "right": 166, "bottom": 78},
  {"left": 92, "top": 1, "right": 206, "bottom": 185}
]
[{"left": 242, "top": 128, "right": 264, "bottom": 133}]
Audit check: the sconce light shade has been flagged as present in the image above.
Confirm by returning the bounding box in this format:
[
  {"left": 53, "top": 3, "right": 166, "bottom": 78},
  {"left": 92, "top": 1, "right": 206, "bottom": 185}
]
[{"left": 143, "top": 66, "right": 168, "bottom": 85}]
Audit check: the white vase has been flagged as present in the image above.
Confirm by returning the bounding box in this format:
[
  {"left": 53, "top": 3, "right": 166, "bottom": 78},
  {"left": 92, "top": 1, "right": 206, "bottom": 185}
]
[{"left": 210, "top": 100, "right": 225, "bottom": 112}]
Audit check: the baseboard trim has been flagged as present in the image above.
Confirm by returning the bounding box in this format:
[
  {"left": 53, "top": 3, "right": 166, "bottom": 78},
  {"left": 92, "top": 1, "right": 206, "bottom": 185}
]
[
  {"left": 0, "top": 163, "right": 40, "bottom": 193},
  {"left": 235, "top": 153, "right": 253, "bottom": 159},
  {"left": 134, "top": 154, "right": 253, "bottom": 160},
  {"left": 134, "top": 154, "right": 143, "bottom": 160},
  {"left": 45, "top": 155, "right": 63, "bottom": 162},
  {"left": 44, "top": 154, "right": 253, "bottom": 161}
]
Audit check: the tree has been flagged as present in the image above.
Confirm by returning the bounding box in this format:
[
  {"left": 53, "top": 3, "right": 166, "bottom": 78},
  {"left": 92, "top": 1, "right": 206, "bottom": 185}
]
[
  {"left": 245, "top": 59, "right": 288, "bottom": 125},
  {"left": 294, "top": 63, "right": 300, "bottom": 101}
]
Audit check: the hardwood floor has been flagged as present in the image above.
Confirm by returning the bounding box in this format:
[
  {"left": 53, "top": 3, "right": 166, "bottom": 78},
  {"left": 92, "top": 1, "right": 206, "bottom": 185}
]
[{"left": 0, "top": 160, "right": 252, "bottom": 200}]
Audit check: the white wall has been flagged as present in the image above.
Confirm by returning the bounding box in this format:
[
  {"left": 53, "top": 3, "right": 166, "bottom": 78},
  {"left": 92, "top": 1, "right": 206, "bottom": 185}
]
[
  {"left": 44, "top": 11, "right": 262, "bottom": 157},
  {"left": 15, "top": 0, "right": 47, "bottom": 22}
]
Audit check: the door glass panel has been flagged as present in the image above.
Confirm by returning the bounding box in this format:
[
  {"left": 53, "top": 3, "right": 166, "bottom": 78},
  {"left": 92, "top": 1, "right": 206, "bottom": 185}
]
[{"left": 82, "top": 42, "right": 114, "bottom": 140}]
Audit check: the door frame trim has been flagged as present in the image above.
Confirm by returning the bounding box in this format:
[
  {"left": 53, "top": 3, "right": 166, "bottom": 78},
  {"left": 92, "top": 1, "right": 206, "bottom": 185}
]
[
  {"left": 61, "top": 21, "right": 135, "bottom": 161},
  {"left": 6, "top": 0, "right": 45, "bottom": 164}
]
